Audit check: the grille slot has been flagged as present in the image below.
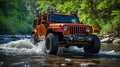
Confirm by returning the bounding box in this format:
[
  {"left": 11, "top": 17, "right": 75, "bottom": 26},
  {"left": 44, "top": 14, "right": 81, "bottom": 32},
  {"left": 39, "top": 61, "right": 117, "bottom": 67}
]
[{"left": 70, "top": 26, "right": 86, "bottom": 34}]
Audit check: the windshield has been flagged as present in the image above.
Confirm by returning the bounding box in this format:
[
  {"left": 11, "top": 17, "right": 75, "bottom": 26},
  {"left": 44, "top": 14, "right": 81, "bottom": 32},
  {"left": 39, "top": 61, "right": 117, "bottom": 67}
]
[{"left": 49, "top": 14, "right": 80, "bottom": 24}]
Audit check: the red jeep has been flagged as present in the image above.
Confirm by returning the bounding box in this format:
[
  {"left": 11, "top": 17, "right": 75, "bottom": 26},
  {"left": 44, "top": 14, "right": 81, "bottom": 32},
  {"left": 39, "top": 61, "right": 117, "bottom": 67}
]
[{"left": 31, "top": 11, "right": 100, "bottom": 55}]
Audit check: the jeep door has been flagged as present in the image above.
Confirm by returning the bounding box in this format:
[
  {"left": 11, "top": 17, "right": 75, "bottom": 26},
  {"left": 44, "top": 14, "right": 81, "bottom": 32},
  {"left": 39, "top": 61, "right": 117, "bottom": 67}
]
[
  {"left": 35, "top": 17, "right": 41, "bottom": 40},
  {"left": 39, "top": 15, "right": 47, "bottom": 39}
]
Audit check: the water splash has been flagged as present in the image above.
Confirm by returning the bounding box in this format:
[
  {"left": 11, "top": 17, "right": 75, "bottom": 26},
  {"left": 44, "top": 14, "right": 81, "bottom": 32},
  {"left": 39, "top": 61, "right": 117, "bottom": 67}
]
[
  {"left": 0, "top": 39, "right": 45, "bottom": 55},
  {"left": 0, "top": 39, "right": 119, "bottom": 56},
  {"left": 100, "top": 50, "right": 120, "bottom": 55}
]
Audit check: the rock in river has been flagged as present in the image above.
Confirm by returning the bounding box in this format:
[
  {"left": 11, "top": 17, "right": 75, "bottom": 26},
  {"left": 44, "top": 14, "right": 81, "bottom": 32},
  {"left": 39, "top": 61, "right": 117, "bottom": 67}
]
[
  {"left": 100, "top": 38, "right": 111, "bottom": 43},
  {"left": 113, "top": 38, "right": 120, "bottom": 44}
]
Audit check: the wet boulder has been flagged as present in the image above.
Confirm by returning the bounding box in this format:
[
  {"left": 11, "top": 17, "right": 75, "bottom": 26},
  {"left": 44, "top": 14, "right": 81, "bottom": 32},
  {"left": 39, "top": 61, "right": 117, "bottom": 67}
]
[
  {"left": 100, "top": 38, "right": 112, "bottom": 43},
  {"left": 113, "top": 38, "right": 120, "bottom": 44},
  {"left": 0, "top": 62, "right": 3, "bottom": 66}
]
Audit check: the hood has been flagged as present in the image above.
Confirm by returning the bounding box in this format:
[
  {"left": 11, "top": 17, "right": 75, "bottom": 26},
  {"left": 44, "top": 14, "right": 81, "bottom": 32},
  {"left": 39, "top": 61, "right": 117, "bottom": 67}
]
[{"left": 49, "top": 23, "right": 89, "bottom": 27}]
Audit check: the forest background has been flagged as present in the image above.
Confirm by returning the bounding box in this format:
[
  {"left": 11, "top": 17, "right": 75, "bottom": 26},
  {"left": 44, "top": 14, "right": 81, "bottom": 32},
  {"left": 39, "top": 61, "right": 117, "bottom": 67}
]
[{"left": 0, "top": 0, "right": 120, "bottom": 36}]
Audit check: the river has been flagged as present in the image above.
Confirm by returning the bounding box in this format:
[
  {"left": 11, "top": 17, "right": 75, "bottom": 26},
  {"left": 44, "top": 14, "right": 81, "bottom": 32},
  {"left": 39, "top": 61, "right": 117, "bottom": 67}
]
[{"left": 0, "top": 38, "right": 120, "bottom": 67}]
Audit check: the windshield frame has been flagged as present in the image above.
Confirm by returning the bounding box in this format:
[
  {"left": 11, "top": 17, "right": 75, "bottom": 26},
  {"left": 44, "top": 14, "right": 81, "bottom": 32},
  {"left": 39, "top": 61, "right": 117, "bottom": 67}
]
[{"left": 48, "top": 14, "right": 80, "bottom": 24}]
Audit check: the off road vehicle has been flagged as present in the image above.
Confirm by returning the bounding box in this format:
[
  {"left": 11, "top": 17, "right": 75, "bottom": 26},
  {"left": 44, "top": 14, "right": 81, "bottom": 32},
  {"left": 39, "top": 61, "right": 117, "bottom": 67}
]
[{"left": 31, "top": 11, "right": 100, "bottom": 55}]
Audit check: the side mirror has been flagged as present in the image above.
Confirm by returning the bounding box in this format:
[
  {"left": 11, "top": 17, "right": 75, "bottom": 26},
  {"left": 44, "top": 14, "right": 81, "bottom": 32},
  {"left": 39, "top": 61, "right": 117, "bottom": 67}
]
[{"left": 42, "top": 20, "right": 46, "bottom": 24}]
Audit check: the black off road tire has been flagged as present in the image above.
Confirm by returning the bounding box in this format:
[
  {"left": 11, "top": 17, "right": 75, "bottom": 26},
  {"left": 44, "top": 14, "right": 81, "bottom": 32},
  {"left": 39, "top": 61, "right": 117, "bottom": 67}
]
[
  {"left": 84, "top": 35, "right": 100, "bottom": 54},
  {"left": 30, "top": 34, "right": 37, "bottom": 45},
  {"left": 45, "top": 33, "right": 59, "bottom": 55}
]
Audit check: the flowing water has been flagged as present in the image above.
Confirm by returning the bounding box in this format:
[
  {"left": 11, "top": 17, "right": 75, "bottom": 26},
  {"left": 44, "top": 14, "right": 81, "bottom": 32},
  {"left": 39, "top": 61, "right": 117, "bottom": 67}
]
[
  {"left": 0, "top": 39, "right": 120, "bottom": 67},
  {"left": 0, "top": 39, "right": 45, "bottom": 55}
]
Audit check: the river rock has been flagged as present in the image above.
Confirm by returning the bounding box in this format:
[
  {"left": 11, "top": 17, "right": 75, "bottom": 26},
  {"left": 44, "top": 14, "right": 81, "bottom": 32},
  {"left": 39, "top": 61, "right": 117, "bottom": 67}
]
[
  {"left": 100, "top": 38, "right": 111, "bottom": 43},
  {"left": 113, "top": 38, "right": 120, "bottom": 43},
  {"left": 0, "top": 62, "right": 3, "bottom": 65}
]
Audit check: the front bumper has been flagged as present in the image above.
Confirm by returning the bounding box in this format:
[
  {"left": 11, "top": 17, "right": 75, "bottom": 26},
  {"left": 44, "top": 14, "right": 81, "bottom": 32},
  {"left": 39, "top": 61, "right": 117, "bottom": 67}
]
[
  {"left": 63, "top": 34, "right": 93, "bottom": 42},
  {"left": 58, "top": 34, "right": 93, "bottom": 46}
]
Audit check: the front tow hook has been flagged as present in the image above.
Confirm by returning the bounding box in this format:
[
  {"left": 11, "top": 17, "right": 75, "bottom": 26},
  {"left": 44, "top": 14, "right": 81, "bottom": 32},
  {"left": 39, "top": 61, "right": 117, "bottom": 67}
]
[{"left": 77, "top": 37, "right": 84, "bottom": 41}]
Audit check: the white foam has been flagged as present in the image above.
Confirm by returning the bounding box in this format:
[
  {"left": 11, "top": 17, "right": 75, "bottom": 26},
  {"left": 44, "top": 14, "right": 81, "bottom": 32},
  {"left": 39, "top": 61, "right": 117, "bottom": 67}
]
[
  {"left": 0, "top": 39, "right": 119, "bottom": 56},
  {"left": 100, "top": 50, "right": 120, "bottom": 55},
  {"left": 0, "top": 39, "right": 45, "bottom": 55}
]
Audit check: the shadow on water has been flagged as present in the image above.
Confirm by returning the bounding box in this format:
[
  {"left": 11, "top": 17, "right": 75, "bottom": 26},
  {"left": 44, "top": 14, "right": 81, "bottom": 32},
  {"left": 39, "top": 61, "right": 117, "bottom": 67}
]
[
  {"left": 57, "top": 44, "right": 120, "bottom": 59},
  {"left": 57, "top": 52, "right": 120, "bottom": 60},
  {"left": 0, "top": 53, "right": 102, "bottom": 67},
  {"left": 2, "top": 52, "right": 119, "bottom": 67},
  {"left": 57, "top": 50, "right": 120, "bottom": 60},
  {"left": 0, "top": 47, "right": 120, "bottom": 67}
]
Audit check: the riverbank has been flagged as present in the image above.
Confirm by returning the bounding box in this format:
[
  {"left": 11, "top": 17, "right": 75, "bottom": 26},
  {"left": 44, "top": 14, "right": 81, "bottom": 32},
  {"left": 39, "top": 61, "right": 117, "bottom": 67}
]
[{"left": 99, "top": 32, "right": 120, "bottom": 44}]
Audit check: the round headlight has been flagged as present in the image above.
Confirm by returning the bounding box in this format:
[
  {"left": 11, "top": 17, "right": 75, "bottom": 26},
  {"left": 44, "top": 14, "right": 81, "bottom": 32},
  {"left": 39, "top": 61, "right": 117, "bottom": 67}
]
[
  {"left": 86, "top": 27, "right": 91, "bottom": 32},
  {"left": 63, "top": 26, "right": 68, "bottom": 31}
]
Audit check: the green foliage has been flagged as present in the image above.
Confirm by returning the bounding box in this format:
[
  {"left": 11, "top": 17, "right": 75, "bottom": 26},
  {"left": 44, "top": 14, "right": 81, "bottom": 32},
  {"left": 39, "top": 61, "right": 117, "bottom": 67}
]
[
  {"left": 56, "top": 1, "right": 77, "bottom": 14},
  {"left": 0, "top": 9, "right": 9, "bottom": 34},
  {"left": 0, "top": 0, "right": 32, "bottom": 34},
  {"left": 0, "top": 0, "right": 119, "bottom": 35},
  {"left": 100, "top": 23, "right": 114, "bottom": 34},
  {"left": 37, "top": 1, "right": 53, "bottom": 14},
  {"left": 111, "top": 10, "right": 120, "bottom": 30}
]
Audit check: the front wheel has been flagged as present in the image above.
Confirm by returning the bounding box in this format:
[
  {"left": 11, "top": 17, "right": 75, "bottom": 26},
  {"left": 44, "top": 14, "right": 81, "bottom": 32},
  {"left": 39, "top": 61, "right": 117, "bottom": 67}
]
[
  {"left": 84, "top": 35, "right": 100, "bottom": 54},
  {"left": 45, "top": 33, "right": 59, "bottom": 55}
]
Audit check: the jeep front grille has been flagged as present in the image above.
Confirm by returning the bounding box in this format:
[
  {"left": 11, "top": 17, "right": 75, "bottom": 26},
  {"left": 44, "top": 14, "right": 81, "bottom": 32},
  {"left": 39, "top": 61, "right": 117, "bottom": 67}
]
[{"left": 70, "top": 26, "right": 86, "bottom": 34}]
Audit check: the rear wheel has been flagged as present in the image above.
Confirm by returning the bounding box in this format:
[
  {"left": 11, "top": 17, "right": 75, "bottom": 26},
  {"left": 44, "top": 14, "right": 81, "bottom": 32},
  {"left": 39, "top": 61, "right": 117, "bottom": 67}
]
[
  {"left": 30, "top": 34, "right": 37, "bottom": 45},
  {"left": 84, "top": 35, "right": 100, "bottom": 54},
  {"left": 45, "top": 33, "right": 59, "bottom": 55}
]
